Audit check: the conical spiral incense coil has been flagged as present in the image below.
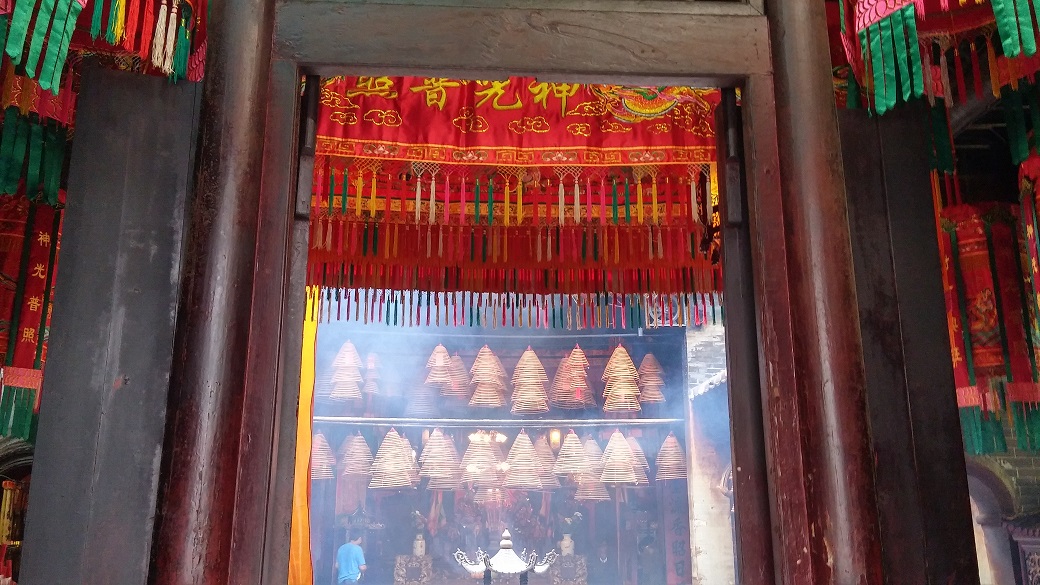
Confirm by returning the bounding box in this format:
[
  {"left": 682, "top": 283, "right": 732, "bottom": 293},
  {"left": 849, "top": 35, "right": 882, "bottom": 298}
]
[
  {"left": 339, "top": 434, "right": 374, "bottom": 476},
  {"left": 600, "top": 431, "right": 637, "bottom": 485},
  {"left": 330, "top": 340, "right": 365, "bottom": 401},
  {"left": 370, "top": 429, "right": 418, "bottom": 489},
  {"left": 363, "top": 353, "right": 381, "bottom": 394},
  {"left": 461, "top": 431, "right": 506, "bottom": 486},
  {"left": 511, "top": 347, "right": 550, "bottom": 414},
  {"left": 582, "top": 436, "right": 605, "bottom": 476},
  {"left": 533, "top": 434, "right": 560, "bottom": 490},
  {"left": 553, "top": 430, "right": 587, "bottom": 475},
  {"left": 474, "top": 486, "right": 506, "bottom": 505},
  {"left": 314, "top": 371, "right": 334, "bottom": 401},
  {"left": 655, "top": 433, "right": 688, "bottom": 481},
  {"left": 626, "top": 436, "right": 650, "bottom": 486},
  {"left": 425, "top": 344, "right": 454, "bottom": 388},
  {"left": 503, "top": 430, "right": 543, "bottom": 491},
  {"left": 420, "top": 429, "right": 462, "bottom": 491},
  {"left": 637, "top": 354, "right": 666, "bottom": 403},
  {"left": 469, "top": 345, "right": 507, "bottom": 408},
  {"left": 551, "top": 346, "right": 591, "bottom": 409},
  {"left": 575, "top": 472, "right": 611, "bottom": 501},
  {"left": 444, "top": 354, "right": 471, "bottom": 398},
  {"left": 602, "top": 345, "right": 641, "bottom": 412},
  {"left": 311, "top": 433, "right": 336, "bottom": 480},
  {"left": 404, "top": 386, "right": 439, "bottom": 418}
]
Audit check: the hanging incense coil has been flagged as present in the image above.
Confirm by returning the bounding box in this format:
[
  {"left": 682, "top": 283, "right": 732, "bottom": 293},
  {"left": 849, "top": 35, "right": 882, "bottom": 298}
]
[
  {"left": 420, "top": 429, "right": 462, "bottom": 491},
  {"left": 330, "top": 340, "right": 365, "bottom": 401},
  {"left": 600, "top": 431, "right": 637, "bottom": 485},
  {"left": 370, "top": 429, "right": 418, "bottom": 489},
  {"left": 314, "top": 370, "right": 334, "bottom": 401},
  {"left": 404, "top": 386, "right": 439, "bottom": 418},
  {"left": 626, "top": 435, "right": 650, "bottom": 486},
  {"left": 602, "top": 345, "right": 641, "bottom": 412},
  {"left": 533, "top": 434, "right": 561, "bottom": 490},
  {"left": 553, "top": 430, "right": 587, "bottom": 475},
  {"left": 339, "top": 433, "right": 374, "bottom": 476},
  {"left": 444, "top": 354, "right": 471, "bottom": 398},
  {"left": 655, "top": 433, "right": 688, "bottom": 481},
  {"left": 474, "top": 486, "right": 506, "bottom": 505},
  {"left": 575, "top": 438, "right": 609, "bottom": 501},
  {"left": 637, "top": 353, "right": 666, "bottom": 403},
  {"left": 503, "top": 430, "right": 543, "bottom": 491},
  {"left": 511, "top": 347, "right": 550, "bottom": 414},
  {"left": 460, "top": 430, "right": 506, "bottom": 486},
  {"left": 551, "top": 345, "right": 592, "bottom": 409},
  {"left": 469, "top": 345, "right": 507, "bottom": 408},
  {"left": 311, "top": 433, "right": 337, "bottom": 480},
  {"left": 426, "top": 344, "right": 453, "bottom": 388}
]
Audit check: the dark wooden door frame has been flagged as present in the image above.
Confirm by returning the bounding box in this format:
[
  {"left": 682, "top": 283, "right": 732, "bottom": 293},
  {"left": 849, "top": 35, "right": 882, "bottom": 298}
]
[{"left": 151, "top": 2, "right": 884, "bottom": 584}]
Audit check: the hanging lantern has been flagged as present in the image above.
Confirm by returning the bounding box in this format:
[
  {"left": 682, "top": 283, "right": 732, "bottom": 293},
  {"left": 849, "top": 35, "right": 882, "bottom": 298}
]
[
  {"left": 511, "top": 347, "right": 551, "bottom": 414},
  {"left": 311, "top": 433, "right": 336, "bottom": 480},
  {"left": 942, "top": 203, "right": 1040, "bottom": 453},
  {"left": 655, "top": 433, "right": 687, "bottom": 481},
  {"left": 637, "top": 354, "right": 666, "bottom": 403}
]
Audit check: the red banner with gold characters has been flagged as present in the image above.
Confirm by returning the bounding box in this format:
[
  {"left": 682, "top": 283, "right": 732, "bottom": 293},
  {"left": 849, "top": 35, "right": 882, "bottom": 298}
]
[{"left": 317, "top": 76, "right": 718, "bottom": 167}]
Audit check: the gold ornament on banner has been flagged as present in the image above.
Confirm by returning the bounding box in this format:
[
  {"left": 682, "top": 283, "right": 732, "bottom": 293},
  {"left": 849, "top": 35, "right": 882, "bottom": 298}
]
[
  {"left": 637, "top": 353, "right": 666, "bottom": 403},
  {"left": 311, "top": 433, "right": 337, "bottom": 480},
  {"left": 511, "top": 347, "right": 551, "bottom": 414},
  {"left": 655, "top": 433, "right": 688, "bottom": 481},
  {"left": 339, "top": 433, "right": 374, "bottom": 476}
]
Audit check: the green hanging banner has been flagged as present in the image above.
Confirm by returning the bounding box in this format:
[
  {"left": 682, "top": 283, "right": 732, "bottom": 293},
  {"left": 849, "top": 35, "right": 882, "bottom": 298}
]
[{"left": 856, "top": 4, "right": 924, "bottom": 115}]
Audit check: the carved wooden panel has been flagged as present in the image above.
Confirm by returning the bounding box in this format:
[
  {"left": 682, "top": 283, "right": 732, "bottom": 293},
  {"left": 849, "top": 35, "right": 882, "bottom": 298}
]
[{"left": 394, "top": 555, "right": 433, "bottom": 585}]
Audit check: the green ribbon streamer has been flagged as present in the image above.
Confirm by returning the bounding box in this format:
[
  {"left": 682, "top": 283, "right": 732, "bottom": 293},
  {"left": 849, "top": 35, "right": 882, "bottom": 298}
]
[
  {"left": 47, "top": 0, "right": 83, "bottom": 93},
  {"left": 7, "top": 115, "right": 29, "bottom": 194},
  {"left": 487, "top": 180, "right": 493, "bottom": 226},
  {"left": 930, "top": 105, "right": 955, "bottom": 172},
  {"left": 341, "top": 168, "right": 349, "bottom": 214},
  {"left": 0, "top": 17, "right": 9, "bottom": 60},
  {"left": 903, "top": 6, "right": 924, "bottom": 98},
  {"left": 0, "top": 110, "right": 18, "bottom": 185},
  {"left": 26, "top": 0, "right": 60, "bottom": 77},
  {"left": 171, "top": 13, "right": 191, "bottom": 82},
  {"left": 26, "top": 123, "right": 42, "bottom": 199},
  {"left": 846, "top": 71, "right": 861, "bottom": 110},
  {"left": 891, "top": 9, "right": 911, "bottom": 102},
  {"left": 839, "top": 0, "right": 845, "bottom": 34},
  {"left": 37, "top": 0, "right": 71, "bottom": 88},
  {"left": 992, "top": 0, "right": 1024, "bottom": 57},
  {"left": 859, "top": 30, "right": 873, "bottom": 114},
  {"left": 361, "top": 222, "right": 368, "bottom": 256},
  {"left": 868, "top": 24, "right": 888, "bottom": 115},
  {"left": 328, "top": 168, "right": 336, "bottom": 208},
  {"left": 1003, "top": 86, "right": 1030, "bottom": 164},
  {"left": 880, "top": 21, "right": 897, "bottom": 111},
  {"left": 1014, "top": 0, "right": 1037, "bottom": 57},
  {"left": 91, "top": 0, "right": 103, "bottom": 39},
  {"left": 43, "top": 125, "right": 65, "bottom": 205},
  {"left": 6, "top": 0, "right": 38, "bottom": 63}
]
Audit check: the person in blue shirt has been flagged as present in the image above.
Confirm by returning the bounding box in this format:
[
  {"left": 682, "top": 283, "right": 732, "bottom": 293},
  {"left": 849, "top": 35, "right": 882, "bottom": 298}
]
[{"left": 335, "top": 532, "right": 367, "bottom": 583}]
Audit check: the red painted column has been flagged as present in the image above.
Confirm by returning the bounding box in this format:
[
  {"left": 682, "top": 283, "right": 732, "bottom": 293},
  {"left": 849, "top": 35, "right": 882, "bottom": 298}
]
[
  {"left": 766, "top": 1, "right": 884, "bottom": 583},
  {"left": 150, "top": 0, "right": 276, "bottom": 580}
]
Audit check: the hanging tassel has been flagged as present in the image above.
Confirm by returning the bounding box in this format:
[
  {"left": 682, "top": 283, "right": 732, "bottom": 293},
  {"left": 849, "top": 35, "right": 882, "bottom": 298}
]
[
  {"left": 122, "top": 0, "right": 141, "bottom": 50},
  {"left": 939, "top": 49, "right": 953, "bottom": 109},
  {"left": 91, "top": 0, "right": 104, "bottom": 38},
  {"left": 651, "top": 177, "right": 659, "bottom": 224},
  {"left": 573, "top": 176, "right": 580, "bottom": 222},
  {"left": 557, "top": 179, "right": 565, "bottom": 225},
  {"left": 442, "top": 175, "right": 450, "bottom": 224},
  {"left": 428, "top": 175, "right": 436, "bottom": 224},
  {"left": 624, "top": 179, "right": 631, "bottom": 224},
  {"left": 161, "top": 0, "right": 179, "bottom": 74},
  {"left": 369, "top": 170, "right": 378, "bottom": 215},
  {"left": 474, "top": 178, "right": 481, "bottom": 224},
  {"left": 636, "top": 178, "right": 645, "bottom": 224},
  {"left": 954, "top": 47, "right": 967, "bottom": 104},
  {"left": 611, "top": 178, "right": 619, "bottom": 224},
  {"left": 504, "top": 178, "right": 511, "bottom": 227},
  {"left": 971, "top": 41, "right": 984, "bottom": 99},
  {"left": 414, "top": 176, "right": 422, "bottom": 224},
  {"left": 988, "top": 36, "right": 1002, "bottom": 97},
  {"left": 924, "top": 45, "right": 936, "bottom": 105},
  {"left": 516, "top": 178, "right": 523, "bottom": 225},
  {"left": 106, "top": 0, "right": 126, "bottom": 45},
  {"left": 460, "top": 176, "right": 467, "bottom": 225}
]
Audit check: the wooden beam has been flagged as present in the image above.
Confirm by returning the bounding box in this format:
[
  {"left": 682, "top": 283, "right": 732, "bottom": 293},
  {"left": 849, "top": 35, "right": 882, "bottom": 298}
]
[
  {"left": 150, "top": 0, "right": 277, "bottom": 579},
  {"left": 274, "top": 3, "right": 770, "bottom": 83},
  {"left": 767, "top": 0, "right": 883, "bottom": 582}
]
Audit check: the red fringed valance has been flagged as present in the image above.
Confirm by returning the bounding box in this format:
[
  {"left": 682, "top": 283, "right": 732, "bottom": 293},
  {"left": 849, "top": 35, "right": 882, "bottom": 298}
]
[{"left": 307, "top": 77, "right": 723, "bottom": 329}]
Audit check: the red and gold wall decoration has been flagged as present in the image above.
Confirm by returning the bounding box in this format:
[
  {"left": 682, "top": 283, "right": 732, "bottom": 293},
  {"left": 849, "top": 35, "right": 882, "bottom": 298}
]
[{"left": 308, "top": 77, "right": 724, "bottom": 330}]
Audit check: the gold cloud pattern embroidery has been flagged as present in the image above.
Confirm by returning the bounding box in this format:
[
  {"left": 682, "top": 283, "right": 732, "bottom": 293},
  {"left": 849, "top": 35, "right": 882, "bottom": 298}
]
[
  {"left": 508, "top": 116, "right": 550, "bottom": 134},
  {"left": 364, "top": 109, "right": 403, "bottom": 127}
]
